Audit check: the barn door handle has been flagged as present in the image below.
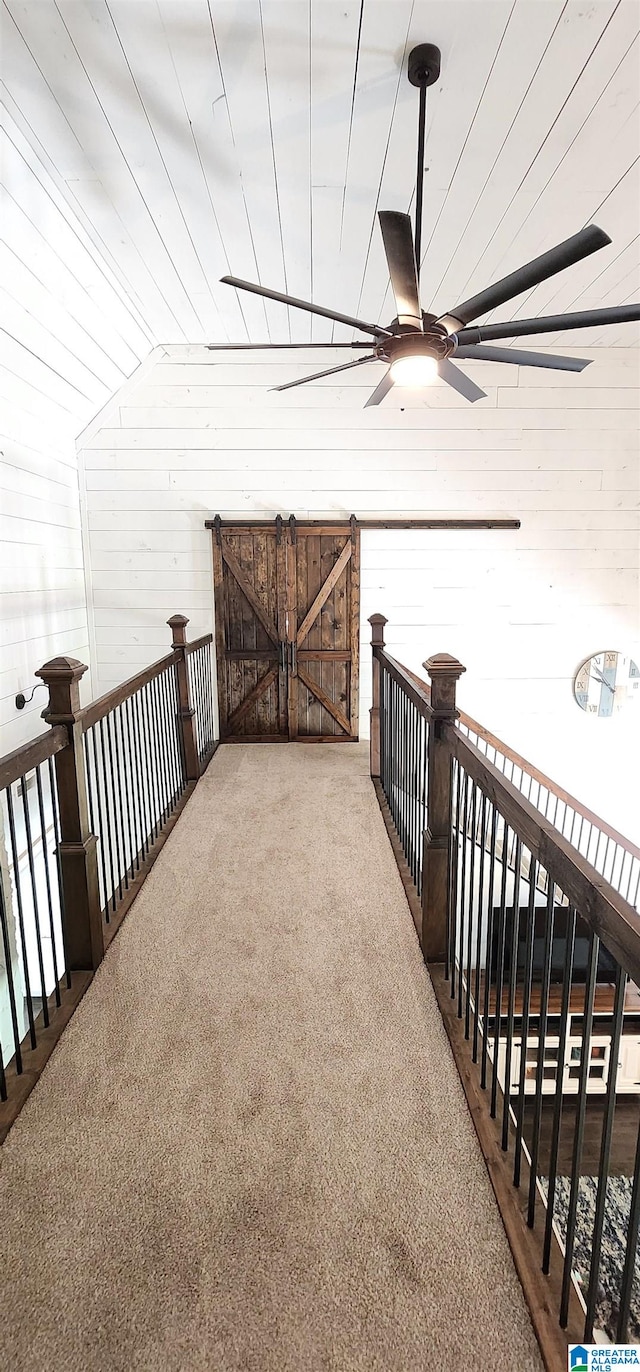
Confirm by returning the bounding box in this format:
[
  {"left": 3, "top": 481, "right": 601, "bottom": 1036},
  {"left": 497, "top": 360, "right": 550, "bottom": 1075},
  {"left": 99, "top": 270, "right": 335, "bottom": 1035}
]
[
  {"left": 279, "top": 640, "right": 287, "bottom": 673},
  {"left": 289, "top": 641, "right": 297, "bottom": 676}
]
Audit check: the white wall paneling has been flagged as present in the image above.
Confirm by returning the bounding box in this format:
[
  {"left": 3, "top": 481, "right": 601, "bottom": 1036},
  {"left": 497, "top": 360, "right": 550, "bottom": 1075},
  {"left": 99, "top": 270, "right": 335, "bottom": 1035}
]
[
  {"left": 0, "top": 96, "right": 152, "bottom": 753},
  {"left": 78, "top": 343, "right": 640, "bottom": 845}
]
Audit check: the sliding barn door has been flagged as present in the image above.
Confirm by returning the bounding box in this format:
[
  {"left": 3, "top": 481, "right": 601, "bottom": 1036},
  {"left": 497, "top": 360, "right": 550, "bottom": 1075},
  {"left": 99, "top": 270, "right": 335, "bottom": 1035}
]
[
  {"left": 212, "top": 519, "right": 360, "bottom": 743},
  {"left": 212, "top": 525, "right": 287, "bottom": 741},
  {"left": 287, "top": 525, "right": 360, "bottom": 741}
]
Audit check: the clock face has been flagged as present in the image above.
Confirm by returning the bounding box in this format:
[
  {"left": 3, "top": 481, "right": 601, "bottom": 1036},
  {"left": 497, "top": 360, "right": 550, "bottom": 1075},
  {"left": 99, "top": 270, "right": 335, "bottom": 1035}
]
[{"left": 573, "top": 651, "right": 640, "bottom": 717}]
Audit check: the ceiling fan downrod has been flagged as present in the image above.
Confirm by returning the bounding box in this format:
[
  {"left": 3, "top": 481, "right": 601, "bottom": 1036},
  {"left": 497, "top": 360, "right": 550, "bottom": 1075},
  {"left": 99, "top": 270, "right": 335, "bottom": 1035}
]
[{"left": 407, "top": 44, "right": 441, "bottom": 277}]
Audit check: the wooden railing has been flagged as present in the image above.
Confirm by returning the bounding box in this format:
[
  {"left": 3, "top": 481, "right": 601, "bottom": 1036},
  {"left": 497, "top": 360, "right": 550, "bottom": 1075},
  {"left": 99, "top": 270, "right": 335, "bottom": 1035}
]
[
  {"left": 369, "top": 614, "right": 640, "bottom": 1369},
  {"left": 404, "top": 662, "right": 640, "bottom": 910},
  {"left": 0, "top": 617, "right": 216, "bottom": 1140}
]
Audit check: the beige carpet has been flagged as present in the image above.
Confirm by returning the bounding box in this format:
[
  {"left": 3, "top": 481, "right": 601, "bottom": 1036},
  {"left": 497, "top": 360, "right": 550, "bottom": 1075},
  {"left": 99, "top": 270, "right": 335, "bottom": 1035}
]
[{"left": 1, "top": 743, "right": 542, "bottom": 1371}]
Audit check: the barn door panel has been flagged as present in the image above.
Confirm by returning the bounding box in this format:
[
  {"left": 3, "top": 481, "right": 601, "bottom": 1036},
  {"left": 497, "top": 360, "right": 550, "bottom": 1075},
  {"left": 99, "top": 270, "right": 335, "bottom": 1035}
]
[
  {"left": 289, "top": 526, "right": 360, "bottom": 741},
  {"left": 213, "top": 526, "right": 286, "bottom": 740}
]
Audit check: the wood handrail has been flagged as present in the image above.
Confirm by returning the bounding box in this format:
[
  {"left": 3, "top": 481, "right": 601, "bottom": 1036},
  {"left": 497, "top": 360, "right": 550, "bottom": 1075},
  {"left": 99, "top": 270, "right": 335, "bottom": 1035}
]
[
  {"left": 0, "top": 725, "right": 69, "bottom": 791},
  {"left": 184, "top": 633, "right": 214, "bottom": 656},
  {"left": 405, "top": 664, "right": 640, "bottom": 864},
  {"left": 79, "top": 650, "right": 180, "bottom": 731},
  {"left": 375, "top": 647, "right": 433, "bottom": 718},
  {"left": 443, "top": 723, "right": 640, "bottom": 985}
]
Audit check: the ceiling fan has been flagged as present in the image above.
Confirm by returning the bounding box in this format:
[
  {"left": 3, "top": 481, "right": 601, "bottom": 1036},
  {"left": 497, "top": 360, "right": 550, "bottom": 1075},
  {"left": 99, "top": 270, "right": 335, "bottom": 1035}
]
[{"left": 211, "top": 42, "right": 640, "bottom": 406}]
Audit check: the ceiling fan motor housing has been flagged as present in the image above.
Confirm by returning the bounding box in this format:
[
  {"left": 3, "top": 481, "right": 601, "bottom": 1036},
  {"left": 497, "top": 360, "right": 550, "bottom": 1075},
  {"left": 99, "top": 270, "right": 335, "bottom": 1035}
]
[{"left": 376, "top": 330, "right": 454, "bottom": 366}]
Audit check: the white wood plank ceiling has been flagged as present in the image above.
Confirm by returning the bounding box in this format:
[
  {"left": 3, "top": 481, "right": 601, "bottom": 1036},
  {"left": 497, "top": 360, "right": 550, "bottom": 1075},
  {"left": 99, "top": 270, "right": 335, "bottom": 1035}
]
[{"left": 2, "top": 0, "right": 639, "bottom": 351}]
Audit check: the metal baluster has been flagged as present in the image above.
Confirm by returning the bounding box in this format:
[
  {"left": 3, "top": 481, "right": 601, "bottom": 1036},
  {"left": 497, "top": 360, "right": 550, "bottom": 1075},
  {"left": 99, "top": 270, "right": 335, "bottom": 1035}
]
[
  {"left": 133, "top": 689, "right": 152, "bottom": 854},
  {"left": 20, "top": 773, "right": 49, "bottom": 1026},
  {"left": 88, "top": 726, "right": 109, "bottom": 915},
  {"left": 617, "top": 1112, "right": 640, "bottom": 1341},
  {"left": 47, "top": 757, "right": 71, "bottom": 986},
  {"left": 513, "top": 856, "right": 538, "bottom": 1187},
  {"left": 542, "top": 904, "right": 577, "bottom": 1269},
  {"left": 5, "top": 786, "right": 36, "bottom": 1048},
  {"left": 100, "top": 715, "right": 122, "bottom": 906},
  {"left": 448, "top": 759, "right": 461, "bottom": 995},
  {"left": 0, "top": 865, "right": 24, "bottom": 1072},
  {"left": 123, "top": 696, "right": 142, "bottom": 871},
  {"left": 465, "top": 783, "right": 477, "bottom": 1040},
  {"left": 157, "top": 668, "right": 177, "bottom": 810},
  {"left": 632, "top": 864, "right": 640, "bottom": 911},
  {"left": 390, "top": 673, "right": 395, "bottom": 813},
  {"left": 143, "top": 679, "right": 161, "bottom": 840},
  {"left": 117, "top": 704, "right": 136, "bottom": 881},
  {"left": 109, "top": 709, "right": 128, "bottom": 892},
  {"left": 481, "top": 806, "right": 499, "bottom": 1091},
  {"left": 472, "top": 793, "right": 488, "bottom": 1063},
  {"left": 411, "top": 702, "right": 418, "bottom": 886},
  {"left": 34, "top": 766, "right": 60, "bottom": 1007},
  {"left": 490, "top": 820, "right": 510, "bottom": 1119},
  {"left": 84, "top": 732, "right": 103, "bottom": 912},
  {"left": 147, "top": 675, "right": 165, "bottom": 825},
  {"left": 153, "top": 672, "right": 172, "bottom": 823},
  {"left": 194, "top": 652, "right": 204, "bottom": 764},
  {"left": 418, "top": 713, "right": 425, "bottom": 896},
  {"left": 560, "top": 929, "right": 599, "bottom": 1328},
  {"left": 527, "top": 882, "right": 556, "bottom": 1228},
  {"left": 502, "top": 838, "right": 523, "bottom": 1150},
  {"left": 172, "top": 663, "right": 186, "bottom": 795},
  {"left": 584, "top": 962, "right": 627, "bottom": 1340},
  {"left": 393, "top": 682, "right": 399, "bottom": 833},
  {"left": 457, "top": 771, "right": 470, "bottom": 1020}
]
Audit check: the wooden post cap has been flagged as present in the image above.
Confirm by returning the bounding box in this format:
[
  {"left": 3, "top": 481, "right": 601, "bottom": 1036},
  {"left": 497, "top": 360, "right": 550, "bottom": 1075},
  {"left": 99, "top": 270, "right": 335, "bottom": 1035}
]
[
  {"left": 368, "top": 614, "right": 388, "bottom": 646},
  {"left": 36, "top": 656, "right": 88, "bottom": 724},
  {"left": 423, "top": 653, "right": 466, "bottom": 680},
  {"left": 167, "top": 614, "right": 190, "bottom": 645},
  {"left": 423, "top": 653, "right": 465, "bottom": 721}
]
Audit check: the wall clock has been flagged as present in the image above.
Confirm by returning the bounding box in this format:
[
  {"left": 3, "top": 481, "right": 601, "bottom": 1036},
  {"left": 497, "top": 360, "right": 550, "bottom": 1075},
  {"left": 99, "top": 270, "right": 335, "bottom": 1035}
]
[{"left": 573, "top": 652, "right": 640, "bottom": 716}]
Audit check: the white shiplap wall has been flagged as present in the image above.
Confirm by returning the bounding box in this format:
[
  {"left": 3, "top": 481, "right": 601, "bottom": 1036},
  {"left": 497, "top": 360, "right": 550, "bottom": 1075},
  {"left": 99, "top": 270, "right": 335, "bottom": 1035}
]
[
  {"left": 0, "top": 99, "right": 153, "bottom": 752},
  {"left": 79, "top": 343, "right": 640, "bottom": 842}
]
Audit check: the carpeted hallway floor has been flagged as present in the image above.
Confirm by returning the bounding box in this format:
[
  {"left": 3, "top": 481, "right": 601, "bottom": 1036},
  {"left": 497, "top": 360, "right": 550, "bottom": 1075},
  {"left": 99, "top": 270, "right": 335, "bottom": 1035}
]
[{"left": 1, "top": 743, "right": 542, "bottom": 1371}]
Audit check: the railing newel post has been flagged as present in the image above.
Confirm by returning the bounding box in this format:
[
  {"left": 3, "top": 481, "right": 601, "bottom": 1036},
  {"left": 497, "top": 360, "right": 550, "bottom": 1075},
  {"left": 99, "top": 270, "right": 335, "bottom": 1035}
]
[
  {"left": 35, "top": 656, "right": 104, "bottom": 971},
  {"left": 368, "top": 614, "right": 387, "bottom": 779},
  {"left": 422, "top": 652, "right": 466, "bottom": 963},
  {"left": 167, "top": 615, "right": 200, "bottom": 782}
]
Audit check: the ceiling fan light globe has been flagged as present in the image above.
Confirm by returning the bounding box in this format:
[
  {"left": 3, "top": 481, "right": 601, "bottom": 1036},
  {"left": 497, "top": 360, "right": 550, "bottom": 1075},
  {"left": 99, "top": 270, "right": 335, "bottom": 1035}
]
[{"left": 389, "top": 353, "right": 439, "bottom": 387}]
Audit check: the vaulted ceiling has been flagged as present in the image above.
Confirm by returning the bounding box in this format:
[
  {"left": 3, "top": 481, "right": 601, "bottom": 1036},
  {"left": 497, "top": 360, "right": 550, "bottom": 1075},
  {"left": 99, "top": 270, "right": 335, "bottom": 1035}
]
[{"left": 3, "top": 0, "right": 639, "bottom": 351}]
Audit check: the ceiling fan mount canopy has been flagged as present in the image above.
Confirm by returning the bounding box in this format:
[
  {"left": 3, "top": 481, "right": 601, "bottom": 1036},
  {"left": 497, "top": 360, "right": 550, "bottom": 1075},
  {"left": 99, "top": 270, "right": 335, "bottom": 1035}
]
[
  {"left": 407, "top": 43, "right": 441, "bottom": 89},
  {"left": 215, "top": 39, "right": 640, "bottom": 405}
]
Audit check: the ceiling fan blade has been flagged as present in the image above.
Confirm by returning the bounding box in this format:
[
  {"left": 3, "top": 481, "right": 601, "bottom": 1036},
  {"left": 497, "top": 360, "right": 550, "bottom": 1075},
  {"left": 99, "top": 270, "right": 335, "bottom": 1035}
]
[
  {"left": 438, "top": 358, "right": 486, "bottom": 403},
  {"left": 220, "top": 276, "right": 391, "bottom": 339},
  {"left": 206, "top": 341, "right": 373, "bottom": 350},
  {"left": 453, "top": 303, "right": 640, "bottom": 345},
  {"left": 455, "top": 344, "right": 591, "bottom": 372},
  {"left": 437, "top": 225, "right": 611, "bottom": 331},
  {"left": 364, "top": 369, "right": 394, "bottom": 408},
  {"left": 378, "top": 211, "right": 422, "bottom": 330},
  {"left": 270, "top": 355, "right": 376, "bottom": 391}
]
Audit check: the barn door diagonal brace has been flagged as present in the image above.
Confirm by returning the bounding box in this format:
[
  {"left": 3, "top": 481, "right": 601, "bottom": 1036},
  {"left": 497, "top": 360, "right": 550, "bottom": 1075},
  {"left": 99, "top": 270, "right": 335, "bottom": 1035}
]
[{"left": 296, "top": 540, "right": 352, "bottom": 647}]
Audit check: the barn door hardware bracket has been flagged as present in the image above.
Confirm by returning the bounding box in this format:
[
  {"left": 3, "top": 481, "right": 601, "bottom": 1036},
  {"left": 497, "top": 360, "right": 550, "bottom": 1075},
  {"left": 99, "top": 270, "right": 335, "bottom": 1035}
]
[
  {"left": 288, "top": 513, "right": 297, "bottom": 544},
  {"left": 213, "top": 513, "right": 222, "bottom": 546},
  {"left": 350, "top": 513, "right": 358, "bottom": 547},
  {"left": 279, "top": 640, "right": 287, "bottom": 673},
  {"left": 275, "top": 513, "right": 283, "bottom": 545}
]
